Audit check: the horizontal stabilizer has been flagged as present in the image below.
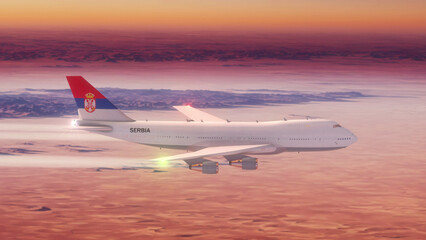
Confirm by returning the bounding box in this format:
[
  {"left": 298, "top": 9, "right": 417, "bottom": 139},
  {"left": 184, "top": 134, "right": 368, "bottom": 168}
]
[{"left": 71, "top": 126, "right": 113, "bottom": 132}]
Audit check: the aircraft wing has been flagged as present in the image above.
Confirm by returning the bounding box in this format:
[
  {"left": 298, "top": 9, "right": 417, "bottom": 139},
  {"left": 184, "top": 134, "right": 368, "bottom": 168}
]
[
  {"left": 173, "top": 105, "right": 225, "bottom": 122},
  {"left": 154, "top": 144, "right": 273, "bottom": 162}
]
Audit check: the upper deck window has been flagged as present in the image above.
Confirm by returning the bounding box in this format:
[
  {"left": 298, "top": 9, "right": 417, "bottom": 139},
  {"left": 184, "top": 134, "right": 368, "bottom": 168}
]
[{"left": 333, "top": 124, "right": 342, "bottom": 128}]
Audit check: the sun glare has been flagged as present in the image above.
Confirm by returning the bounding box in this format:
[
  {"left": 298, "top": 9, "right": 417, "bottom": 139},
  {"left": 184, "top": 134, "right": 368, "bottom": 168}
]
[{"left": 157, "top": 159, "right": 169, "bottom": 168}]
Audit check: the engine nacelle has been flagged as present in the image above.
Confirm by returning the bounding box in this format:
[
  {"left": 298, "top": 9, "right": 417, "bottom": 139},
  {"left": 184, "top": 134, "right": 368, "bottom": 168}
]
[
  {"left": 229, "top": 157, "right": 258, "bottom": 170},
  {"left": 188, "top": 161, "right": 219, "bottom": 174}
]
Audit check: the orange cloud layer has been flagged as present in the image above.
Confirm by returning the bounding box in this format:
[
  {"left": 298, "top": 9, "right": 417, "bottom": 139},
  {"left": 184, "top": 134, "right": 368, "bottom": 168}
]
[{"left": 0, "top": 0, "right": 425, "bottom": 32}]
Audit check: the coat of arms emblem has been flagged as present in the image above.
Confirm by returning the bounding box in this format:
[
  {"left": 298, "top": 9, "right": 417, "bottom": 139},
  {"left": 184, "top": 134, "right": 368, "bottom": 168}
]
[{"left": 84, "top": 93, "right": 96, "bottom": 113}]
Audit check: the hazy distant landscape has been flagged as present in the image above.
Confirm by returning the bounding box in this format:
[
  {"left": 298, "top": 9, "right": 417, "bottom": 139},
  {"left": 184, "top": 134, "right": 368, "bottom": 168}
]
[{"left": 0, "top": 88, "right": 367, "bottom": 118}]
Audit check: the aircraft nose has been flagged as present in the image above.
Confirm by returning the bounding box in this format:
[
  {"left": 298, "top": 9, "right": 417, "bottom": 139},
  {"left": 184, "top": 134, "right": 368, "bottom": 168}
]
[{"left": 344, "top": 128, "right": 357, "bottom": 145}]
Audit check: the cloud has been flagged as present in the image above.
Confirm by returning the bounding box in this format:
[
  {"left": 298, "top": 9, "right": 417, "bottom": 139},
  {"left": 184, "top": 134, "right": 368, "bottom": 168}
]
[
  {"left": 0, "top": 31, "right": 424, "bottom": 64},
  {"left": 33, "top": 206, "right": 51, "bottom": 212},
  {"left": 40, "top": 65, "right": 82, "bottom": 68},
  {"left": 56, "top": 144, "right": 107, "bottom": 153},
  {"left": 0, "top": 148, "right": 44, "bottom": 155}
]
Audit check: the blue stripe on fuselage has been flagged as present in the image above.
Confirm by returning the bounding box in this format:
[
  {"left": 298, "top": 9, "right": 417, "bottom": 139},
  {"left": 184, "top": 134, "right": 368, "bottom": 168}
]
[{"left": 74, "top": 98, "right": 117, "bottom": 109}]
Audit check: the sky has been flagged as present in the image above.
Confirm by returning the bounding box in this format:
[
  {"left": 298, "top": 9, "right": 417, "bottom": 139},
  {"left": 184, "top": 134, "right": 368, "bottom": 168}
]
[
  {"left": 1, "top": 0, "right": 425, "bottom": 33},
  {"left": 0, "top": 0, "right": 424, "bottom": 89}
]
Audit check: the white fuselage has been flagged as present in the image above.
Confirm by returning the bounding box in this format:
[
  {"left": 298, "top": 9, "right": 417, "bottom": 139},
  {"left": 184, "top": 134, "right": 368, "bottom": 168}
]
[{"left": 77, "top": 119, "right": 357, "bottom": 154}]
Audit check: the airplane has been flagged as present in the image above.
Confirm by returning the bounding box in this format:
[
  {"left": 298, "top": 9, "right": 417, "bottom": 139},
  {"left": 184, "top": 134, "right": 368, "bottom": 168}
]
[{"left": 67, "top": 76, "right": 357, "bottom": 174}]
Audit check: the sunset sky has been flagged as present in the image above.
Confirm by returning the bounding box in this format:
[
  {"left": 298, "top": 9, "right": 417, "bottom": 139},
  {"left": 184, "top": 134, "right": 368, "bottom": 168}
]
[
  {"left": 1, "top": 0, "right": 425, "bottom": 33},
  {"left": 0, "top": 0, "right": 424, "bottom": 89}
]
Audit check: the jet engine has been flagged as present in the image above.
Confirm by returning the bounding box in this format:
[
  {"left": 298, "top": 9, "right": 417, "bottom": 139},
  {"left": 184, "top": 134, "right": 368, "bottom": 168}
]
[
  {"left": 185, "top": 159, "right": 219, "bottom": 174},
  {"left": 227, "top": 155, "right": 258, "bottom": 170}
]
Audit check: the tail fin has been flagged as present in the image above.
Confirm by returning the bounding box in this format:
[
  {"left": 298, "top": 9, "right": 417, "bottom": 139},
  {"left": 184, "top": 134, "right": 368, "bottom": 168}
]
[{"left": 66, "top": 76, "right": 134, "bottom": 122}]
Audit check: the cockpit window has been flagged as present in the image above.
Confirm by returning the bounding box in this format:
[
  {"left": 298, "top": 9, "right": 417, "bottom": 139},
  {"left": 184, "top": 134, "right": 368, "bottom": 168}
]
[{"left": 333, "top": 124, "right": 342, "bottom": 128}]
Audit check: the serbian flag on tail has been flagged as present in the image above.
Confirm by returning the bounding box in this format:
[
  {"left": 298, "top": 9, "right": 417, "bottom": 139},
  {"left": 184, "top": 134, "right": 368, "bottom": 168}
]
[{"left": 66, "top": 76, "right": 133, "bottom": 122}]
